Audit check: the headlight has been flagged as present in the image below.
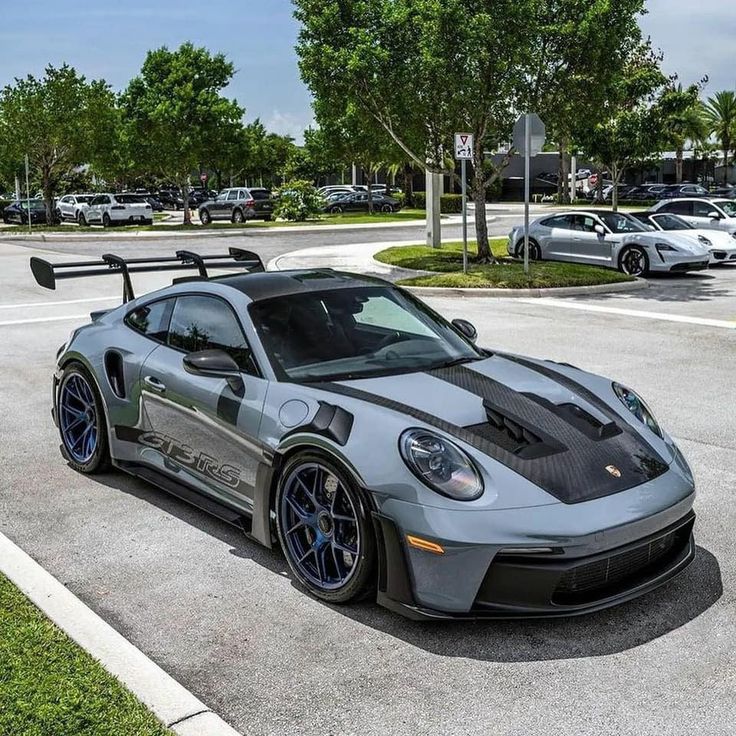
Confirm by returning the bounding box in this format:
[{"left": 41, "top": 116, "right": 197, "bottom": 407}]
[
  {"left": 612, "top": 383, "right": 662, "bottom": 438},
  {"left": 400, "top": 429, "right": 483, "bottom": 501}
]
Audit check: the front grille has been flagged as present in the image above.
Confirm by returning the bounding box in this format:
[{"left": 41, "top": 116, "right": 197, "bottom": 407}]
[
  {"left": 552, "top": 521, "right": 692, "bottom": 605},
  {"left": 670, "top": 261, "right": 708, "bottom": 272},
  {"left": 713, "top": 251, "right": 727, "bottom": 260}
]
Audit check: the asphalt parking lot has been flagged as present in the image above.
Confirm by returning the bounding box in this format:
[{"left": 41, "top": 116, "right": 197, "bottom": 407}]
[{"left": 1, "top": 226, "right": 735, "bottom": 736}]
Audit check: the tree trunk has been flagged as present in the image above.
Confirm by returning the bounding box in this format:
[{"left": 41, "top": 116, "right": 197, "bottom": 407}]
[
  {"left": 558, "top": 140, "right": 570, "bottom": 204},
  {"left": 402, "top": 163, "right": 414, "bottom": 207},
  {"left": 611, "top": 166, "right": 623, "bottom": 212},
  {"left": 724, "top": 148, "right": 730, "bottom": 184},
  {"left": 596, "top": 168, "right": 604, "bottom": 203},
  {"left": 675, "top": 147, "right": 683, "bottom": 184},
  {"left": 472, "top": 166, "right": 493, "bottom": 262},
  {"left": 181, "top": 177, "right": 192, "bottom": 225},
  {"left": 42, "top": 166, "right": 54, "bottom": 225},
  {"left": 366, "top": 166, "right": 373, "bottom": 213}
]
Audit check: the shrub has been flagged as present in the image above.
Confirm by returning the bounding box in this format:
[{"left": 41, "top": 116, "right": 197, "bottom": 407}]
[
  {"left": 273, "top": 180, "right": 323, "bottom": 221},
  {"left": 412, "top": 192, "right": 464, "bottom": 213}
]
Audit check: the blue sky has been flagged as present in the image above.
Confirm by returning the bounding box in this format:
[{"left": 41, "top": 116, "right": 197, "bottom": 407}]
[{"left": 0, "top": 0, "right": 733, "bottom": 144}]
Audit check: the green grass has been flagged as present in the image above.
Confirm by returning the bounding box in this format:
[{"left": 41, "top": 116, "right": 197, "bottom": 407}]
[
  {"left": 0, "top": 209, "right": 426, "bottom": 234},
  {"left": 0, "top": 574, "right": 172, "bottom": 736},
  {"left": 374, "top": 238, "right": 634, "bottom": 289}
]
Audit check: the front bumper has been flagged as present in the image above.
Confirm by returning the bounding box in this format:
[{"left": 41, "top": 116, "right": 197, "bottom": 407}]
[{"left": 373, "top": 508, "right": 695, "bottom": 621}]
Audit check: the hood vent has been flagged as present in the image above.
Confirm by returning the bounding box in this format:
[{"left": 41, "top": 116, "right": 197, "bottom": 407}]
[
  {"left": 521, "top": 393, "right": 622, "bottom": 442},
  {"left": 465, "top": 400, "right": 564, "bottom": 460}
]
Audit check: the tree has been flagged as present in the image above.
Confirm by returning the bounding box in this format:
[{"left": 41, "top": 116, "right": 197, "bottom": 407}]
[
  {"left": 121, "top": 43, "right": 243, "bottom": 224},
  {"left": 529, "top": 0, "right": 646, "bottom": 203},
  {"left": 703, "top": 91, "right": 736, "bottom": 184},
  {"left": 664, "top": 84, "right": 707, "bottom": 184},
  {"left": 294, "top": 0, "right": 536, "bottom": 260},
  {"left": 0, "top": 64, "right": 115, "bottom": 221},
  {"left": 581, "top": 44, "right": 673, "bottom": 211}
]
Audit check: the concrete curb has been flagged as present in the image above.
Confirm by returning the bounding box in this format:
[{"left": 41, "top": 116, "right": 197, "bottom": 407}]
[
  {"left": 0, "top": 216, "right": 434, "bottom": 242},
  {"left": 400, "top": 277, "right": 649, "bottom": 298},
  {"left": 0, "top": 531, "right": 242, "bottom": 736}
]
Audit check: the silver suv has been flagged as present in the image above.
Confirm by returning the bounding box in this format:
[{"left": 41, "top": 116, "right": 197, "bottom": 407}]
[{"left": 198, "top": 188, "right": 256, "bottom": 224}]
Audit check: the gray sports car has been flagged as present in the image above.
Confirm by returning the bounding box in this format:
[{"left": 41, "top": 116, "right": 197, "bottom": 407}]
[
  {"left": 508, "top": 210, "right": 710, "bottom": 276},
  {"left": 30, "top": 248, "right": 696, "bottom": 619}
]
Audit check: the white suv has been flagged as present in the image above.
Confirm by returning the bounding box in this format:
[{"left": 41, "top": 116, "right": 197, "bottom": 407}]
[
  {"left": 82, "top": 193, "right": 153, "bottom": 227},
  {"left": 56, "top": 194, "right": 95, "bottom": 223},
  {"left": 650, "top": 198, "right": 736, "bottom": 235}
]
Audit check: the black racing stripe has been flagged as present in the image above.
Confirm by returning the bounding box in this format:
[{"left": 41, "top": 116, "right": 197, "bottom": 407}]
[{"left": 426, "top": 364, "right": 667, "bottom": 503}]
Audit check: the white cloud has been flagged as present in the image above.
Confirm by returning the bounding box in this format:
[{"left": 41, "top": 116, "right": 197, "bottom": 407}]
[{"left": 263, "top": 110, "right": 314, "bottom": 143}]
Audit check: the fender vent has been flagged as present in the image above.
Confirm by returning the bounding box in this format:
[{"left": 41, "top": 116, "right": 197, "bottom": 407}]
[{"left": 104, "top": 351, "right": 126, "bottom": 399}]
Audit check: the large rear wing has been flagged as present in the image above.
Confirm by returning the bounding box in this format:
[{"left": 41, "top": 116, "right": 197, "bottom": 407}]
[{"left": 30, "top": 247, "right": 264, "bottom": 303}]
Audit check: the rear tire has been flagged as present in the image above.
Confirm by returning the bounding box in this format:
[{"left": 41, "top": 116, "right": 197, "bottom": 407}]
[
  {"left": 275, "top": 451, "right": 376, "bottom": 604},
  {"left": 381, "top": 204, "right": 392, "bottom": 213},
  {"left": 329, "top": 205, "right": 343, "bottom": 214},
  {"left": 232, "top": 208, "right": 244, "bottom": 224},
  {"left": 56, "top": 363, "right": 110, "bottom": 475}
]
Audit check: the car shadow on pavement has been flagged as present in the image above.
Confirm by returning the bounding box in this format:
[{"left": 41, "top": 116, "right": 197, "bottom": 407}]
[
  {"left": 579, "top": 271, "right": 733, "bottom": 304},
  {"left": 103, "top": 473, "right": 722, "bottom": 663}
]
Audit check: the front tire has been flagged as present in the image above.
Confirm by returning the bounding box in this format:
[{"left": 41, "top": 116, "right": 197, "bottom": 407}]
[
  {"left": 275, "top": 452, "right": 376, "bottom": 604},
  {"left": 57, "top": 364, "right": 110, "bottom": 474},
  {"left": 102, "top": 213, "right": 111, "bottom": 228},
  {"left": 78, "top": 211, "right": 88, "bottom": 227},
  {"left": 619, "top": 246, "right": 649, "bottom": 276},
  {"left": 199, "top": 209, "right": 211, "bottom": 225}
]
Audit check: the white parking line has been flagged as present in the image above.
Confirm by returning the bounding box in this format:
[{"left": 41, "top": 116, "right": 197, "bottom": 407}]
[
  {"left": 0, "top": 314, "right": 90, "bottom": 327},
  {"left": 517, "top": 298, "right": 736, "bottom": 329},
  {"left": 0, "top": 296, "right": 116, "bottom": 310}
]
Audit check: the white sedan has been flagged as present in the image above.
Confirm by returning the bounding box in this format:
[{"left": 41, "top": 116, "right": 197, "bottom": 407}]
[
  {"left": 632, "top": 212, "right": 736, "bottom": 266},
  {"left": 82, "top": 193, "right": 153, "bottom": 227}
]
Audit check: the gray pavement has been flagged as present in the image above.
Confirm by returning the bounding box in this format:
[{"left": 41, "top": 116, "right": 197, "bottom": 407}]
[{"left": 0, "top": 228, "right": 734, "bottom": 736}]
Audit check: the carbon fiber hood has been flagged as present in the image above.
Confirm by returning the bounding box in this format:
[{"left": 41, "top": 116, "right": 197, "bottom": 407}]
[{"left": 320, "top": 355, "right": 668, "bottom": 504}]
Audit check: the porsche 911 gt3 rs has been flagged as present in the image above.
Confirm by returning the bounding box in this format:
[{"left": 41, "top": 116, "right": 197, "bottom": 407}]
[{"left": 30, "top": 248, "right": 696, "bottom": 619}]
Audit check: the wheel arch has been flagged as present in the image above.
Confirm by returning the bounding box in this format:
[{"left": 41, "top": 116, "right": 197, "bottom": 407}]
[{"left": 250, "top": 436, "right": 372, "bottom": 549}]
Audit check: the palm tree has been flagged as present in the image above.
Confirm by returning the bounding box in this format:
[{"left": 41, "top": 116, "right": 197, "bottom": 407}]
[
  {"left": 703, "top": 91, "right": 736, "bottom": 183},
  {"left": 668, "top": 87, "right": 708, "bottom": 183}
]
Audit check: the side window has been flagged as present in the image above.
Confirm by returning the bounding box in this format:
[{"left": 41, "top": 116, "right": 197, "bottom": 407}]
[
  {"left": 660, "top": 201, "right": 687, "bottom": 215},
  {"left": 125, "top": 299, "right": 173, "bottom": 342},
  {"left": 168, "top": 295, "right": 257, "bottom": 375},
  {"left": 542, "top": 215, "right": 571, "bottom": 229},
  {"left": 226, "top": 190, "right": 239, "bottom": 201},
  {"left": 693, "top": 200, "right": 718, "bottom": 217},
  {"left": 238, "top": 190, "right": 248, "bottom": 200}
]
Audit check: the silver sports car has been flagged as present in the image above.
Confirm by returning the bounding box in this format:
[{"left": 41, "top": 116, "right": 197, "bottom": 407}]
[
  {"left": 30, "top": 248, "right": 696, "bottom": 619},
  {"left": 631, "top": 212, "right": 736, "bottom": 266},
  {"left": 508, "top": 210, "right": 710, "bottom": 276}
]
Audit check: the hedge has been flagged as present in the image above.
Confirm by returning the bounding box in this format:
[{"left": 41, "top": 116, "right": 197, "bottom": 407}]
[{"left": 412, "top": 193, "right": 464, "bottom": 213}]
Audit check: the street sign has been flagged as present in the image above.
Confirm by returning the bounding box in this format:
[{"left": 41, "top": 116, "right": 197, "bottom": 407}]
[
  {"left": 454, "top": 132, "right": 473, "bottom": 160},
  {"left": 512, "top": 113, "right": 545, "bottom": 157}
]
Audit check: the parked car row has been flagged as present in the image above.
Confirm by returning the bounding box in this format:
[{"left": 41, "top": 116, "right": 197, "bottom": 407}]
[
  {"left": 508, "top": 199, "right": 736, "bottom": 276},
  {"left": 589, "top": 182, "right": 735, "bottom": 203}
]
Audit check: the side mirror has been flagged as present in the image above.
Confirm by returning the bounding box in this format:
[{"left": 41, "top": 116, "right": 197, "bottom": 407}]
[
  {"left": 707, "top": 211, "right": 721, "bottom": 220},
  {"left": 183, "top": 349, "right": 244, "bottom": 392},
  {"left": 452, "top": 318, "right": 477, "bottom": 342},
  {"left": 594, "top": 223, "right": 606, "bottom": 236}
]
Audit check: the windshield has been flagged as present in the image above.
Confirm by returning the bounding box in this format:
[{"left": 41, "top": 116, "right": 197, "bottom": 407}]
[
  {"left": 21, "top": 200, "right": 46, "bottom": 210},
  {"left": 76, "top": 195, "right": 94, "bottom": 203},
  {"left": 714, "top": 200, "right": 736, "bottom": 217},
  {"left": 597, "top": 212, "right": 649, "bottom": 233},
  {"left": 249, "top": 286, "right": 483, "bottom": 382},
  {"left": 652, "top": 214, "right": 693, "bottom": 231}
]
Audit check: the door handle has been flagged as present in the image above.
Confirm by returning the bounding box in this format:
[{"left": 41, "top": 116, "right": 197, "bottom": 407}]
[{"left": 143, "top": 375, "right": 166, "bottom": 393}]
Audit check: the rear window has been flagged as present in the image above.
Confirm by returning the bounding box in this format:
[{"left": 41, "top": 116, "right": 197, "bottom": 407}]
[
  {"left": 249, "top": 189, "right": 272, "bottom": 200},
  {"left": 116, "top": 194, "right": 145, "bottom": 204}
]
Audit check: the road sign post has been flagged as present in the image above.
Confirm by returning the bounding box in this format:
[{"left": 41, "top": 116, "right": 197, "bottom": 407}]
[
  {"left": 454, "top": 133, "right": 473, "bottom": 274},
  {"left": 512, "top": 114, "right": 546, "bottom": 276},
  {"left": 25, "top": 154, "right": 31, "bottom": 235}
]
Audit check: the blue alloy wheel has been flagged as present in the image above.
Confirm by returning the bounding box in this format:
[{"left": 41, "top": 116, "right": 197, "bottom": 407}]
[
  {"left": 59, "top": 373, "right": 99, "bottom": 464},
  {"left": 280, "top": 462, "right": 361, "bottom": 590}
]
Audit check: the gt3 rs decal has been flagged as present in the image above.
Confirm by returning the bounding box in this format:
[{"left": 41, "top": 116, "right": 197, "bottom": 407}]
[{"left": 114, "top": 426, "right": 248, "bottom": 492}]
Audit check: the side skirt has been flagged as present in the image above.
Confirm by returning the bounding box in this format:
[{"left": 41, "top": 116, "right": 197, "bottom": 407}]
[{"left": 116, "top": 460, "right": 254, "bottom": 536}]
